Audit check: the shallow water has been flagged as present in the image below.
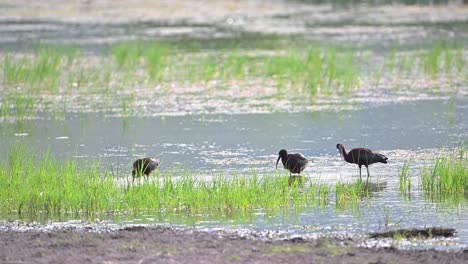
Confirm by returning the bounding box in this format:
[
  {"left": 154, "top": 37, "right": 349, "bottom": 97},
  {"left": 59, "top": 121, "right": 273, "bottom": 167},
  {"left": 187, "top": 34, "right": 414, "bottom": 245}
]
[
  {"left": 1, "top": 0, "right": 468, "bottom": 251},
  {"left": 2, "top": 98, "right": 466, "bottom": 172},
  {"left": 1, "top": 1, "right": 467, "bottom": 50},
  {"left": 1, "top": 97, "right": 467, "bottom": 249}
]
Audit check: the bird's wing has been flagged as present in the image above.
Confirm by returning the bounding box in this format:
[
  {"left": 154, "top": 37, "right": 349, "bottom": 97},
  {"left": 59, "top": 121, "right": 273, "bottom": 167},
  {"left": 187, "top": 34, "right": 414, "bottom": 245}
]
[
  {"left": 294, "top": 153, "right": 309, "bottom": 167},
  {"left": 296, "top": 153, "right": 308, "bottom": 161}
]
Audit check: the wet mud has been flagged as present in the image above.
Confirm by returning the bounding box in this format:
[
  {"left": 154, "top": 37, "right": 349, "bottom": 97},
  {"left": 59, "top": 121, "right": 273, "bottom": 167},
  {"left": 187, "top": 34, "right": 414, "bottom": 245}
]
[
  {"left": 1, "top": 0, "right": 468, "bottom": 260},
  {"left": 369, "top": 227, "right": 457, "bottom": 239},
  {"left": 0, "top": 226, "right": 467, "bottom": 264}
]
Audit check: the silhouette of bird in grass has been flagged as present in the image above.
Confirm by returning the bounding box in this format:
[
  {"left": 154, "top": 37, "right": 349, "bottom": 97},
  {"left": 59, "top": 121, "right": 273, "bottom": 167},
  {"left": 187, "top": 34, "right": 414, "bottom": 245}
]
[
  {"left": 132, "top": 157, "right": 160, "bottom": 183},
  {"left": 276, "top": 149, "right": 308, "bottom": 177}
]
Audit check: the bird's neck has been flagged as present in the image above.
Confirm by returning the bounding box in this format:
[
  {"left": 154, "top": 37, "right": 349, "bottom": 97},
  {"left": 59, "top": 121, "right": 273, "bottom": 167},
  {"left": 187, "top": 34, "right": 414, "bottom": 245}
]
[{"left": 340, "top": 147, "right": 353, "bottom": 163}]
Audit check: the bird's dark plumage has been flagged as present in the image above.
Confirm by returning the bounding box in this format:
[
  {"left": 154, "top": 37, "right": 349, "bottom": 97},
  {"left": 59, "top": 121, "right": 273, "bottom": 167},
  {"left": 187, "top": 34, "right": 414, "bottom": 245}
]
[
  {"left": 132, "top": 157, "right": 160, "bottom": 182},
  {"left": 336, "top": 143, "right": 387, "bottom": 180},
  {"left": 276, "top": 149, "right": 308, "bottom": 176}
]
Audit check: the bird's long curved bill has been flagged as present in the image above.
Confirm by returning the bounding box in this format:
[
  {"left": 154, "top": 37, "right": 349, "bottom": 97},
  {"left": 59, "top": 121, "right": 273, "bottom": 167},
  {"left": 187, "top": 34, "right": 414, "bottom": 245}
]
[{"left": 276, "top": 155, "right": 281, "bottom": 169}]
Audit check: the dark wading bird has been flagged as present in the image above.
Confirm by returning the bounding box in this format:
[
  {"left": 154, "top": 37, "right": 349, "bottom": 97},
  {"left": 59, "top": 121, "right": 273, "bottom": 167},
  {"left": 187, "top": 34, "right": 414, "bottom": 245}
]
[
  {"left": 276, "top": 149, "right": 308, "bottom": 176},
  {"left": 132, "top": 157, "right": 160, "bottom": 183},
  {"left": 336, "top": 144, "right": 388, "bottom": 180}
]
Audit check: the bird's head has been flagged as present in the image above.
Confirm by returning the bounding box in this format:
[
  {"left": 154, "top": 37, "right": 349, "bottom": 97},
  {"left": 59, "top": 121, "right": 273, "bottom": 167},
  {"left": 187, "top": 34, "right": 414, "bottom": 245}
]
[
  {"left": 276, "top": 149, "right": 288, "bottom": 169},
  {"left": 336, "top": 144, "right": 344, "bottom": 155},
  {"left": 151, "top": 158, "right": 161, "bottom": 168}
]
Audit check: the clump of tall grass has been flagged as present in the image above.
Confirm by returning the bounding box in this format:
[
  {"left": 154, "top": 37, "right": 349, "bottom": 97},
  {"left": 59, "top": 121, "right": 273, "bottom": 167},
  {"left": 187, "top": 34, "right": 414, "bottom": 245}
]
[
  {"left": 423, "top": 43, "right": 444, "bottom": 77},
  {"left": 264, "top": 47, "right": 359, "bottom": 95},
  {"left": 1, "top": 40, "right": 466, "bottom": 122},
  {"left": 381, "top": 41, "right": 467, "bottom": 81},
  {"left": 112, "top": 41, "right": 170, "bottom": 81},
  {"left": 0, "top": 146, "right": 117, "bottom": 216},
  {"left": 335, "top": 180, "right": 371, "bottom": 209},
  {"left": 392, "top": 42, "right": 466, "bottom": 78},
  {"left": 0, "top": 146, "right": 331, "bottom": 218},
  {"left": 183, "top": 47, "right": 361, "bottom": 95},
  {"left": 2, "top": 47, "right": 77, "bottom": 91},
  {"left": 420, "top": 147, "right": 468, "bottom": 201},
  {"left": 399, "top": 160, "right": 412, "bottom": 199},
  {"left": 0, "top": 93, "right": 35, "bottom": 122}
]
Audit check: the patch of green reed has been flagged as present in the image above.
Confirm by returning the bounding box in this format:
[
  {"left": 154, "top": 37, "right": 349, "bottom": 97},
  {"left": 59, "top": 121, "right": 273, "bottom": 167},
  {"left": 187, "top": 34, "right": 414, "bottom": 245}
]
[
  {"left": 121, "top": 94, "right": 136, "bottom": 116},
  {"left": 263, "top": 47, "right": 359, "bottom": 95},
  {"left": 420, "top": 147, "right": 468, "bottom": 202},
  {"left": 318, "top": 184, "right": 331, "bottom": 207},
  {"left": 399, "top": 53, "right": 417, "bottom": 77},
  {"left": 385, "top": 48, "right": 397, "bottom": 74},
  {"left": 172, "top": 46, "right": 360, "bottom": 95},
  {"left": 384, "top": 42, "right": 466, "bottom": 80},
  {"left": 420, "top": 42, "right": 466, "bottom": 78},
  {"left": 335, "top": 180, "right": 370, "bottom": 209},
  {"left": 264, "top": 52, "right": 306, "bottom": 89},
  {"left": 180, "top": 51, "right": 256, "bottom": 82},
  {"left": 454, "top": 48, "right": 465, "bottom": 74},
  {"left": 0, "top": 146, "right": 331, "bottom": 218},
  {"left": 112, "top": 42, "right": 143, "bottom": 69},
  {"left": 125, "top": 171, "right": 332, "bottom": 215},
  {"left": 0, "top": 147, "right": 117, "bottom": 216},
  {"left": 2, "top": 40, "right": 466, "bottom": 122},
  {"left": 220, "top": 52, "right": 250, "bottom": 81},
  {"left": 423, "top": 43, "right": 443, "bottom": 77},
  {"left": 0, "top": 93, "right": 35, "bottom": 122},
  {"left": 399, "top": 160, "right": 412, "bottom": 199},
  {"left": 2, "top": 47, "right": 76, "bottom": 91},
  {"left": 111, "top": 41, "right": 170, "bottom": 81},
  {"left": 198, "top": 56, "right": 218, "bottom": 81}
]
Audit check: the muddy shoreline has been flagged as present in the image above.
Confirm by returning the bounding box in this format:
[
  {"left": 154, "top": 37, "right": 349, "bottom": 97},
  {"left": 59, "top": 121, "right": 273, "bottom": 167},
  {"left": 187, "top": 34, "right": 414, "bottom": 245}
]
[{"left": 0, "top": 226, "right": 467, "bottom": 264}]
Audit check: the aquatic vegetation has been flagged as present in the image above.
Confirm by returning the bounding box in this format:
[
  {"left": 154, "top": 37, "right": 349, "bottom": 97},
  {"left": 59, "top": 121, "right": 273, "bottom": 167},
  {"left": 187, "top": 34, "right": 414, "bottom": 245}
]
[
  {"left": 335, "top": 180, "right": 371, "bottom": 209},
  {"left": 3, "top": 47, "right": 77, "bottom": 92},
  {"left": 0, "top": 146, "right": 333, "bottom": 218},
  {"left": 420, "top": 147, "right": 468, "bottom": 201},
  {"left": 0, "top": 93, "right": 35, "bottom": 122},
  {"left": 423, "top": 43, "right": 443, "bottom": 77},
  {"left": 263, "top": 47, "right": 359, "bottom": 95},
  {"left": 406, "top": 42, "right": 465, "bottom": 78},
  {"left": 0, "top": 40, "right": 466, "bottom": 122},
  {"left": 112, "top": 41, "right": 170, "bottom": 81},
  {"left": 385, "top": 48, "right": 397, "bottom": 74},
  {"left": 399, "top": 160, "right": 413, "bottom": 199}
]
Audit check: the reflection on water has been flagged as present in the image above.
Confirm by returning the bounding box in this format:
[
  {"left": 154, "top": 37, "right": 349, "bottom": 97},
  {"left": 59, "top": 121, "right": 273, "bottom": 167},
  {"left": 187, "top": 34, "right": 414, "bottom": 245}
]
[
  {"left": 1, "top": 98, "right": 466, "bottom": 174},
  {"left": 0, "top": 98, "right": 467, "bottom": 249}
]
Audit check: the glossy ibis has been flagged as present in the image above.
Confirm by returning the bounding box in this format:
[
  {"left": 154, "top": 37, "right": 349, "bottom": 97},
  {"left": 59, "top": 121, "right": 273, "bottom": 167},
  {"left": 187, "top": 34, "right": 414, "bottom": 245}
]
[
  {"left": 132, "top": 157, "right": 160, "bottom": 183},
  {"left": 336, "top": 143, "right": 388, "bottom": 180},
  {"left": 276, "top": 149, "right": 308, "bottom": 176}
]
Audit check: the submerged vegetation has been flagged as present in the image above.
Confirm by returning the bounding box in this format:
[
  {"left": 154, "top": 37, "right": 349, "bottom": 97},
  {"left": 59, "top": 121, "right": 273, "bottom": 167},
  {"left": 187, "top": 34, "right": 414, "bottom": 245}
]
[{"left": 0, "top": 39, "right": 466, "bottom": 121}]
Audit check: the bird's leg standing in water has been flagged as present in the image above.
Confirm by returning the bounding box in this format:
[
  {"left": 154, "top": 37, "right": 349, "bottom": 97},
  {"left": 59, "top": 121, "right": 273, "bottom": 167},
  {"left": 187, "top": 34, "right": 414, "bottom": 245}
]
[{"left": 359, "top": 165, "right": 362, "bottom": 180}]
